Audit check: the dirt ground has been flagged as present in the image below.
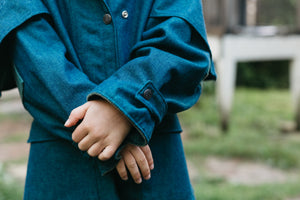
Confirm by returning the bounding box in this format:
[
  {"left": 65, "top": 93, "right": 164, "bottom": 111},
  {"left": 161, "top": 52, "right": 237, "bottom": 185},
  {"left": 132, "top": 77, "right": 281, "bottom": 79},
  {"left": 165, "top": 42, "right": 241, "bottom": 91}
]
[{"left": 187, "top": 157, "right": 297, "bottom": 186}]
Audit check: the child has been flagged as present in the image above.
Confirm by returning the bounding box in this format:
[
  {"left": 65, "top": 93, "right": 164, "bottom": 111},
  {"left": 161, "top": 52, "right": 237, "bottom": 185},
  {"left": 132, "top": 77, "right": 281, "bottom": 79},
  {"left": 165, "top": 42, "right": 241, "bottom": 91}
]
[{"left": 0, "top": 0, "right": 216, "bottom": 199}]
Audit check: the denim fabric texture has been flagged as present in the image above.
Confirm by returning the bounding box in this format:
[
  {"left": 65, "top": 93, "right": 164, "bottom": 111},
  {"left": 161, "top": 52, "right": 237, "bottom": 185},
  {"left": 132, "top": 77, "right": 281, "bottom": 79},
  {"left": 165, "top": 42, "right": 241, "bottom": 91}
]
[
  {"left": 25, "top": 133, "right": 194, "bottom": 200},
  {"left": 0, "top": 0, "right": 216, "bottom": 199}
]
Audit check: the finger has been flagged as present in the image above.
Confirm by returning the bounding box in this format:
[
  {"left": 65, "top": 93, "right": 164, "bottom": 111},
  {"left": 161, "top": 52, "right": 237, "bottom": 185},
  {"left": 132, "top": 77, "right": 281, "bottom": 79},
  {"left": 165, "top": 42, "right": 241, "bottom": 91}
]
[
  {"left": 116, "top": 159, "right": 128, "bottom": 181},
  {"left": 123, "top": 152, "right": 142, "bottom": 184},
  {"left": 64, "top": 102, "right": 90, "bottom": 127},
  {"left": 78, "top": 135, "right": 95, "bottom": 151},
  {"left": 87, "top": 142, "right": 103, "bottom": 157},
  {"left": 72, "top": 122, "right": 88, "bottom": 143},
  {"left": 130, "top": 147, "right": 151, "bottom": 181},
  {"left": 140, "top": 145, "right": 154, "bottom": 170},
  {"left": 98, "top": 145, "right": 117, "bottom": 161}
]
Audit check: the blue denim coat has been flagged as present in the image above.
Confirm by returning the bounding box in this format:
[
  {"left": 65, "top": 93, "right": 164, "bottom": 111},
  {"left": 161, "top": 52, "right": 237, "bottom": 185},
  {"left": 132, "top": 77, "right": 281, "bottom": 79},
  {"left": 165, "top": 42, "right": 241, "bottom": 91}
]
[{"left": 0, "top": 0, "right": 216, "bottom": 199}]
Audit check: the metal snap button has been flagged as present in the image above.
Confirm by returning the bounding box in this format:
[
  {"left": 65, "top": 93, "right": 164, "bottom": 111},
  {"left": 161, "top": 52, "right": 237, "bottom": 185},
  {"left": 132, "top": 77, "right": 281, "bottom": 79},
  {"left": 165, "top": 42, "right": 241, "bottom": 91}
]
[
  {"left": 143, "top": 89, "right": 153, "bottom": 100},
  {"left": 103, "top": 14, "right": 112, "bottom": 24},
  {"left": 122, "top": 10, "right": 129, "bottom": 19}
]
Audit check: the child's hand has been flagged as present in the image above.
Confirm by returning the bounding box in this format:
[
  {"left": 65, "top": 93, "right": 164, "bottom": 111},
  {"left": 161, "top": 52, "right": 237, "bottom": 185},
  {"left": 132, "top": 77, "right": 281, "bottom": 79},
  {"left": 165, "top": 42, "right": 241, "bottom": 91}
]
[
  {"left": 116, "top": 144, "right": 154, "bottom": 184},
  {"left": 64, "top": 100, "right": 132, "bottom": 161}
]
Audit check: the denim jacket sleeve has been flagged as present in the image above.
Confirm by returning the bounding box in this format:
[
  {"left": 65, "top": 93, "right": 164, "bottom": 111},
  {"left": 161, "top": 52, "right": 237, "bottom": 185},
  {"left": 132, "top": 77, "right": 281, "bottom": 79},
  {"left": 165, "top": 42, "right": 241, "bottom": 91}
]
[
  {"left": 12, "top": 16, "right": 97, "bottom": 128},
  {"left": 88, "top": 14, "right": 216, "bottom": 145}
]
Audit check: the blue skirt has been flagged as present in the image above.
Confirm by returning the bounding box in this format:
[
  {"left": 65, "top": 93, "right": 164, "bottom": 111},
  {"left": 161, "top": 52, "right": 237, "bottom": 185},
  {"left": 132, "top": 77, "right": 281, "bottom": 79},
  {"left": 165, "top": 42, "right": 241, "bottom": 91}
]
[{"left": 24, "top": 133, "right": 195, "bottom": 200}]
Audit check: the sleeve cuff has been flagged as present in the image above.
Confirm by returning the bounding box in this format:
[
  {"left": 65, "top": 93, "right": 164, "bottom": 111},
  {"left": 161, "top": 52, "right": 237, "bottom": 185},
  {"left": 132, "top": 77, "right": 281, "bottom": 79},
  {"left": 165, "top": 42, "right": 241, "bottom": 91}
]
[{"left": 87, "top": 80, "right": 167, "bottom": 144}]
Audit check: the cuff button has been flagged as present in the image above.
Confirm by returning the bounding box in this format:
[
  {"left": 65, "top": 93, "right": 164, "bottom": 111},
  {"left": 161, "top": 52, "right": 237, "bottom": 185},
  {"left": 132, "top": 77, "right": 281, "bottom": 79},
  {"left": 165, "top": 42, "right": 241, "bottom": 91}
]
[{"left": 143, "top": 89, "right": 153, "bottom": 100}]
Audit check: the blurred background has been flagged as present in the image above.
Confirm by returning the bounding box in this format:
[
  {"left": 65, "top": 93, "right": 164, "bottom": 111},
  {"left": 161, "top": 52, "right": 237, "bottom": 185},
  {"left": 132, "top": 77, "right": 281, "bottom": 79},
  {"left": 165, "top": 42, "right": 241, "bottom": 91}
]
[{"left": 1, "top": 0, "right": 300, "bottom": 199}]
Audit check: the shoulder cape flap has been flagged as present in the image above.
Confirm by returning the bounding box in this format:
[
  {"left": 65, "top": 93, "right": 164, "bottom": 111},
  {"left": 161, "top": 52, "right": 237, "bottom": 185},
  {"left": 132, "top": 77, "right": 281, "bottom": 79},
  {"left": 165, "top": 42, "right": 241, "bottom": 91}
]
[
  {"left": 0, "top": 0, "right": 50, "bottom": 43},
  {"left": 150, "top": 0, "right": 216, "bottom": 80},
  {"left": 0, "top": 0, "right": 49, "bottom": 93},
  {"left": 150, "top": 0, "right": 208, "bottom": 45}
]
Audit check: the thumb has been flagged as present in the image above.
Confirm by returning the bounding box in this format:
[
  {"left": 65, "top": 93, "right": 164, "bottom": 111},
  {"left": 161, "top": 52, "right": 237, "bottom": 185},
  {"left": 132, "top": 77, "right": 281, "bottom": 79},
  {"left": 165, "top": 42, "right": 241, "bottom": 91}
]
[{"left": 64, "top": 102, "right": 90, "bottom": 127}]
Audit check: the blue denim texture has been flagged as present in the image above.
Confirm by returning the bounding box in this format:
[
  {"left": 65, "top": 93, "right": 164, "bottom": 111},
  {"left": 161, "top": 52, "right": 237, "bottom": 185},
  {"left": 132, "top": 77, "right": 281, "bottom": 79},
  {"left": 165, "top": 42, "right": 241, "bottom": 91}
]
[
  {"left": 0, "top": 0, "right": 216, "bottom": 199},
  {"left": 25, "top": 133, "right": 194, "bottom": 200}
]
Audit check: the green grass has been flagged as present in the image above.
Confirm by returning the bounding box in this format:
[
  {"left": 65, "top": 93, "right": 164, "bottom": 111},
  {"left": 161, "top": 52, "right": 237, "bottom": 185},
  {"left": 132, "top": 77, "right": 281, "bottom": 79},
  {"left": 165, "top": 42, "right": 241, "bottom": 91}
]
[
  {"left": 0, "top": 112, "right": 31, "bottom": 122},
  {"left": 0, "top": 112, "right": 31, "bottom": 143},
  {"left": 180, "top": 88, "right": 300, "bottom": 169},
  {"left": 0, "top": 109, "right": 29, "bottom": 199},
  {"left": 179, "top": 87, "right": 300, "bottom": 199},
  {"left": 193, "top": 180, "right": 300, "bottom": 200},
  {"left": 0, "top": 167, "right": 23, "bottom": 200}
]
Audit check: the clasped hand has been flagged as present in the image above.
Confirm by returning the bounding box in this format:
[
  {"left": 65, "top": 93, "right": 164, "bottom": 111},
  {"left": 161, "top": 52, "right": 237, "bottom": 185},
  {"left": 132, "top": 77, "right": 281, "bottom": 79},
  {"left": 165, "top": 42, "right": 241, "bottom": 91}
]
[{"left": 64, "top": 100, "right": 154, "bottom": 184}]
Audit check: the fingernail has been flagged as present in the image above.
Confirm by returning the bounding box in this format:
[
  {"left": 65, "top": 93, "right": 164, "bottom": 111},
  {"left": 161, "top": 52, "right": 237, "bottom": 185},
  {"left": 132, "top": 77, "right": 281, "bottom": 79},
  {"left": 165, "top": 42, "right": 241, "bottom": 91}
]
[
  {"left": 136, "top": 178, "right": 142, "bottom": 184},
  {"left": 122, "top": 176, "right": 128, "bottom": 181},
  {"left": 150, "top": 164, "right": 154, "bottom": 170},
  {"left": 145, "top": 174, "right": 151, "bottom": 180},
  {"left": 64, "top": 119, "right": 70, "bottom": 126}
]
